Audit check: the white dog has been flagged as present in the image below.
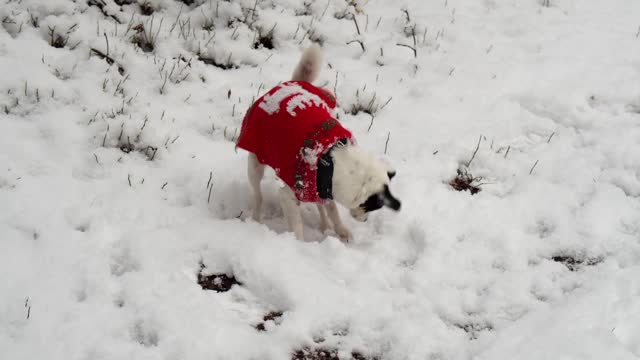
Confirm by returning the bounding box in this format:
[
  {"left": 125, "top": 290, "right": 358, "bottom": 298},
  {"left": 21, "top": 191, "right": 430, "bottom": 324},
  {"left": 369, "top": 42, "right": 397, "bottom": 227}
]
[{"left": 236, "top": 45, "right": 400, "bottom": 241}]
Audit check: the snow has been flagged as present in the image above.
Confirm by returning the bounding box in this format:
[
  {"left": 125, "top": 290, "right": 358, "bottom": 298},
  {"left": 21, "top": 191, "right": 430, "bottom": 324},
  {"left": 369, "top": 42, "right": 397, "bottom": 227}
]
[{"left": 1, "top": 0, "right": 640, "bottom": 359}]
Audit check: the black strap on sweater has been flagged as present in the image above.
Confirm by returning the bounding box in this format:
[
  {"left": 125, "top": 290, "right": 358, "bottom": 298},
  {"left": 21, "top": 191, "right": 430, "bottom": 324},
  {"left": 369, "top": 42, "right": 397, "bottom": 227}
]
[{"left": 316, "top": 138, "right": 349, "bottom": 200}]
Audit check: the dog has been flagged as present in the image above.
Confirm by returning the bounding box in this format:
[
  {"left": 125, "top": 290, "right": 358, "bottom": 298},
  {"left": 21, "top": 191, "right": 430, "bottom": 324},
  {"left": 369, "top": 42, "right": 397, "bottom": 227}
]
[{"left": 236, "top": 44, "right": 400, "bottom": 241}]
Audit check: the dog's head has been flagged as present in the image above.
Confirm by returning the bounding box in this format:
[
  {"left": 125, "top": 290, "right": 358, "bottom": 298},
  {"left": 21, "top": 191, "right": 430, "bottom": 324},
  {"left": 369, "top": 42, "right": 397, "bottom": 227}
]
[
  {"left": 331, "top": 144, "right": 401, "bottom": 222},
  {"left": 348, "top": 177, "right": 401, "bottom": 222}
]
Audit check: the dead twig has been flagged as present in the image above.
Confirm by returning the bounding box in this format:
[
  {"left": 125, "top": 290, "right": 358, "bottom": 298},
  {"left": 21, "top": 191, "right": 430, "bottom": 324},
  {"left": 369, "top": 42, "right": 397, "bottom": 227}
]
[
  {"left": 402, "top": 9, "right": 411, "bottom": 23},
  {"left": 90, "top": 47, "right": 125, "bottom": 75},
  {"left": 396, "top": 43, "right": 417, "bottom": 58},
  {"left": 384, "top": 132, "right": 391, "bottom": 154},
  {"left": 352, "top": 15, "right": 361, "bottom": 35},
  {"left": 104, "top": 32, "right": 109, "bottom": 56},
  {"left": 102, "top": 124, "right": 110, "bottom": 147},
  {"left": 88, "top": 0, "right": 122, "bottom": 24},
  {"left": 347, "top": 39, "right": 365, "bottom": 52},
  {"left": 206, "top": 171, "right": 213, "bottom": 189},
  {"left": 380, "top": 96, "right": 392, "bottom": 110},
  {"left": 529, "top": 160, "right": 539, "bottom": 175},
  {"left": 320, "top": 0, "right": 330, "bottom": 20},
  {"left": 367, "top": 114, "right": 375, "bottom": 132},
  {"left": 547, "top": 131, "right": 555, "bottom": 143},
  {"left": 466, "top": 135, "right": 482, "bottom": 167}
]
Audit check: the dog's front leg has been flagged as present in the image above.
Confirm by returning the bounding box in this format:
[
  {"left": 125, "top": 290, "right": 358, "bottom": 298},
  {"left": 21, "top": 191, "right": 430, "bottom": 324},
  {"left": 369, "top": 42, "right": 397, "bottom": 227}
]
[
  {"left": 247, "top": 153, "right": 265, "bottom": 222},
  {"left": 279, "top": 187, "right": 304, "bottom": 240},
  {"left": 316, "top": 204, "right": 331, "bottom": 233},
  {"left": 325, "top": 201, "right": 352, "bottom": 241}
]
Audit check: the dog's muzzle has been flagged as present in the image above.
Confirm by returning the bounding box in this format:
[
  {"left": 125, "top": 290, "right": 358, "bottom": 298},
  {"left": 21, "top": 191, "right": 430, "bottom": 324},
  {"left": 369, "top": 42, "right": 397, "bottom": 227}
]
[{"left": 350, "top": 208, "right": 368, "bottom": 222}]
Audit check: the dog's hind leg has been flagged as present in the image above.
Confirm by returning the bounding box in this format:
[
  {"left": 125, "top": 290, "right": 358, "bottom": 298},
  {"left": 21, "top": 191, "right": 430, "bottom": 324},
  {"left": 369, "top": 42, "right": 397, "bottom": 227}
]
[
  {"left": 325, "top": 201, "right": 353, "bottom": 241},
  {"left": 248, "top": 153, "right": 265, "bottom": 222},
  {"left": 316, "top": 204, "right": 331, "bottom": 233},
  {"left": 279, "top": 187, "right": 304, "bottom": 240}
]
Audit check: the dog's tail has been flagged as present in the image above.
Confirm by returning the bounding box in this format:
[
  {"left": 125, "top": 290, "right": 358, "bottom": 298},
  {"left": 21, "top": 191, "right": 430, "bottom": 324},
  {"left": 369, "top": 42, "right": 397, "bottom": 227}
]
[{"left": 291, "top": 44, "right": 322, "bottom": 83}]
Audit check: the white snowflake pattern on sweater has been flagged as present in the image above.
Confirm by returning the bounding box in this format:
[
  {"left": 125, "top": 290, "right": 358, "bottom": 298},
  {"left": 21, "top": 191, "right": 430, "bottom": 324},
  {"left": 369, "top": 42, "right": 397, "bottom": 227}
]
[
  {"left": 258, "top": 83, "right": 328, "bottom": 117},
  {"left": 286, "top": 92, "right": 328, "bottom": 117}
]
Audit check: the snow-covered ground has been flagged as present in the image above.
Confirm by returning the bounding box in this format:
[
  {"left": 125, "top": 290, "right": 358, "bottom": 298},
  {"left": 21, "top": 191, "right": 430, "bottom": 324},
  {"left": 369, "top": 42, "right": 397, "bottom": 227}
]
[{"left": 1, "top": 0, "right": 640, "bottom": 359}]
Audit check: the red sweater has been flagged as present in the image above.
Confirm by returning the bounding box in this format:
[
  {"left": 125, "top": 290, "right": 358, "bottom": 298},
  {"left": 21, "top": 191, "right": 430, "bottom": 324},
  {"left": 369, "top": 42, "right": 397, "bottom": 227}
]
[{"left": 237, "top": 81, "right": 354, "bottom": 203}]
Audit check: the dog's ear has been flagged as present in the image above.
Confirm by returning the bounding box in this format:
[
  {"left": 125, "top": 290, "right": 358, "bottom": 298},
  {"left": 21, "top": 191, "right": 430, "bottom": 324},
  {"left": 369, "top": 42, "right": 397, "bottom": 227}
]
[
  {"left": 382, "top": 185, "right": 401, "bottom": 211},
  {"left": 387, "top": 170, "right": 396, "bottom": 180}
]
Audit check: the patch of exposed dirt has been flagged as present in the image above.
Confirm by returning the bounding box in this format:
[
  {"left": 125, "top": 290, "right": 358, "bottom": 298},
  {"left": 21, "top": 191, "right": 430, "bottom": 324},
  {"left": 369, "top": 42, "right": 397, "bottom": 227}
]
[
  {"left": 197, "top": 263, "right": 241, "bottom": 292},
  {"left": 551, "top": 254, "right": 603, "bottom": 271},
  {"left": 453, "top": 321, "right": 493, "bottom": 340},
  {"left": 197, "top": 55, "right": 238, "bottom": 70},
  {"left": 449, "top": 168, "right": 482, "bottom": 195},
  {"left": 139, "top": 1, "right": 154, "bottom": 16},
  {"left": 253, "top": 29, "right": 275, "bottom": 50},
  {"left": 292, "top": 348, "right": 377, "bottom": 360},
  {"left": 255, "top": 311, "right": 284, "bottom": 331}
]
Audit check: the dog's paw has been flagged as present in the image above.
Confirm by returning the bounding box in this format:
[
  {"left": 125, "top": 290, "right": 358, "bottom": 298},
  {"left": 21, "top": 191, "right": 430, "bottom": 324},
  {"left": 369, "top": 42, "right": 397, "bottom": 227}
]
[{"left": 334, "top": 226, "right": 353, "bottom": 242}]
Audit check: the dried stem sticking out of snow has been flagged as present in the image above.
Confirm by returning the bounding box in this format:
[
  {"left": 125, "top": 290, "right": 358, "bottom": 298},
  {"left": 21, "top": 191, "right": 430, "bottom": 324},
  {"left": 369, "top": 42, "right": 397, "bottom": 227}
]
[
  {"left": 131, "top": 17, "right": 163, "bottom": 53},
  {"left": 384, "top": 132, "right": 390, "bottom": 154},
  {"left": 347, "top": 39, "right": 365, "bottom": 52},
  {"left": 466, "top": 135, "right": 482, "bottom": 167},
  {"left": 529, "top": 159, "right": 539, "bottom": 175}
]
